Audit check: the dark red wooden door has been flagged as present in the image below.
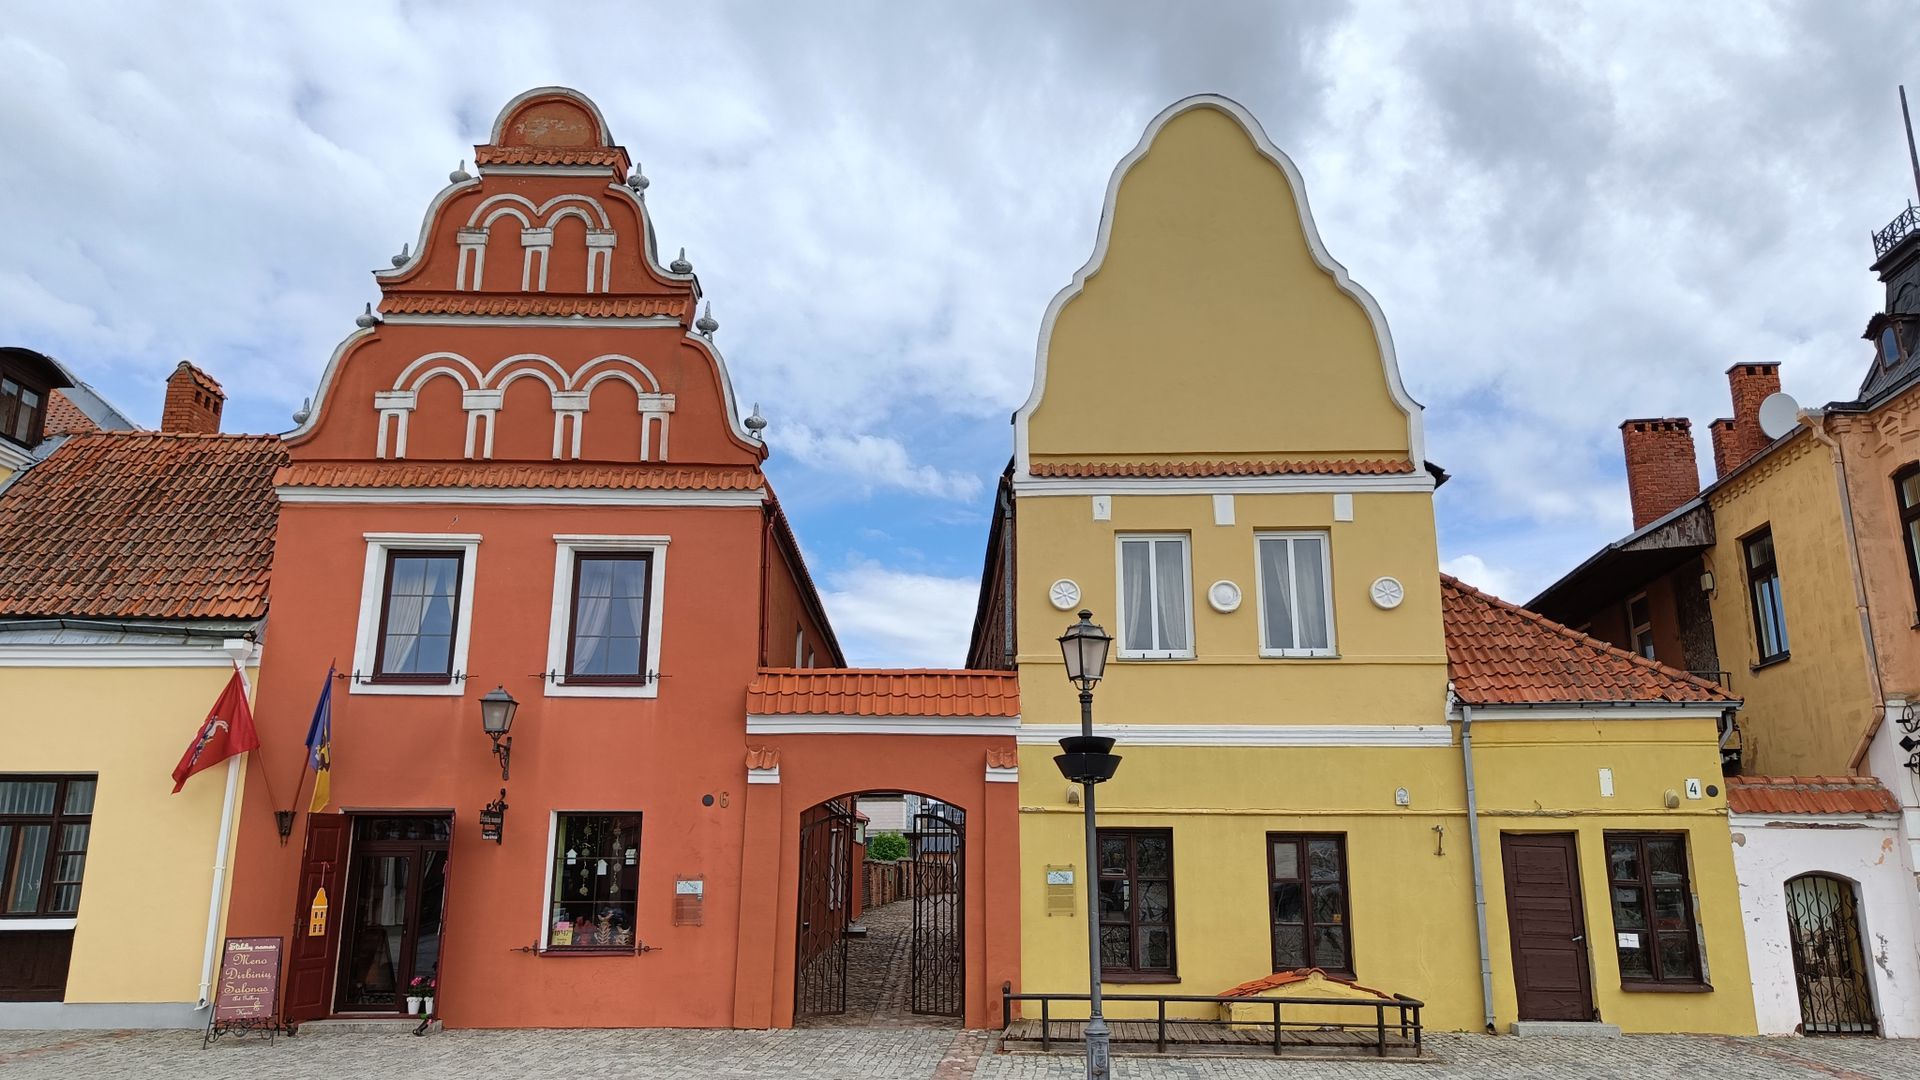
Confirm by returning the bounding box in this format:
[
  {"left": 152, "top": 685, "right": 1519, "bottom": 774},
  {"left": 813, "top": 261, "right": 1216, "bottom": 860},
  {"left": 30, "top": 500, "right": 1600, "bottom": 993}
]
[
  {"left": 1501, "top": 833, "right": 1594, "bottom": 1022},
  {"left": 284, "top": 813, "right": 349, "bottom": 1023}
]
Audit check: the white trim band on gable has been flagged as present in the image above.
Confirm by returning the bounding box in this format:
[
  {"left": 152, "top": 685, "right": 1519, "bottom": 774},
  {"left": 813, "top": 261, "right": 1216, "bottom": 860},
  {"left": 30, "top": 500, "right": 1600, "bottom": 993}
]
[
  {"left": 747, "top": 767, "right": 781, "bottom": 785},
  {"left": 0, "top": 644, "right": 261, "bottom": 668},
  {"left": 986, "top": 766, "right": 1019, "bottom": 784},
  {"left": 746, "top": 715, "right": 1021, "bottom": 738},
  {"left": 378, "top": 314, "right": 685, "bottom": 330},
  {"left": 1015, "top": 723, "right": 1452, "bottom": 747},
  {"left": 281, "top": 487, "right": 765, "bottom": 508},
  {"left": 1451, "top": 704, "right": 1732, "bottom": 722},
  {"left": 1015, "top": 474, "right": 1434, "bottom": 497}
]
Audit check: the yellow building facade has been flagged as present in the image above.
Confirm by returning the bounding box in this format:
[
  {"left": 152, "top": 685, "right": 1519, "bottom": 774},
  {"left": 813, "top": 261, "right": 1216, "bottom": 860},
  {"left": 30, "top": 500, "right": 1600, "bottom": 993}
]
[
  {"left": 971, "top": 96, "right": 1756, "bottom": 1035},
  {"left": 0, "top": 411, "right": 282, "bottom": 1028}
]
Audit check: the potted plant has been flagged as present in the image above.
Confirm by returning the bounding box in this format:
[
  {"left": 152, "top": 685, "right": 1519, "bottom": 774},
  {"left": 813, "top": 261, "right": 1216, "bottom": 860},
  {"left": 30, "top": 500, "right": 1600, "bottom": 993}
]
[{"left": 407, "top": 975, "right": 436, "bottom": 1016}]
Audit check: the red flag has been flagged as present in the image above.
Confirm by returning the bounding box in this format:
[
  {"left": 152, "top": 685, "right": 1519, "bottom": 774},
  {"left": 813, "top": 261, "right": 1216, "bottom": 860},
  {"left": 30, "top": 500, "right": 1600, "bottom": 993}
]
[{"left": 171, "top": 669, "right": 260, "bottom": 793}]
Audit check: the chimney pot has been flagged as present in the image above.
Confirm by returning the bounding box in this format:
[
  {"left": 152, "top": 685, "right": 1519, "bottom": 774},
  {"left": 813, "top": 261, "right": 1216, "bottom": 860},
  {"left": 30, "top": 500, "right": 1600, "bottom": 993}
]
[
  {"left": 1620, "top": 417, "right": 1700, "bottom": 529},
  {"left": 161, "top": 362, "right": 225, "bottom": 434}
]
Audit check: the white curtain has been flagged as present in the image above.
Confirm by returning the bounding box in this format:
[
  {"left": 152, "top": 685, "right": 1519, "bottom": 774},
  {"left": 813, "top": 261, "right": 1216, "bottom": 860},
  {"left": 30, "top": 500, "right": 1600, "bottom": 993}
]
[
  {"left": 1260, "top": 538, "right": 1295, "bottom": 650},
  {"left": 572, "top": 560, "right": 614, "bottom": 673},
  {"left": 1294, "top": 537, "right": 1329, "bottom": 650},
  {"left": 384, "top": 559, "right": 428, "bottom": 671},
  {"left": 1122, "top": 542, "right": 1154, "bottom": 651},
  {"left": 1153, "top": 540, "right": 1188, "bottom": 651}
]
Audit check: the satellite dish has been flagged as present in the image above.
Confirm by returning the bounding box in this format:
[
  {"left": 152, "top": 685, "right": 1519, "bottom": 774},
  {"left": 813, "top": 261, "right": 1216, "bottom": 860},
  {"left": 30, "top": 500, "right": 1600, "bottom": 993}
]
[{"left": 1758, "top": 392, "right": 1802, "bottom": 440}]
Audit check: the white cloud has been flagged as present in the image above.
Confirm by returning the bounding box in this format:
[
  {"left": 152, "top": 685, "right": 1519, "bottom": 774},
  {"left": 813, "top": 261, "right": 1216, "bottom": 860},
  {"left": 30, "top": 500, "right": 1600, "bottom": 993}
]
[
  {"left": 819, "top": 561, "right": 980, "bottom": 668},
  {"left": 1440, "top": 554, "right": 1521, "bottom": 603},
  {"left": 774, "top": 424, "right": 983, "bottom": 502}
]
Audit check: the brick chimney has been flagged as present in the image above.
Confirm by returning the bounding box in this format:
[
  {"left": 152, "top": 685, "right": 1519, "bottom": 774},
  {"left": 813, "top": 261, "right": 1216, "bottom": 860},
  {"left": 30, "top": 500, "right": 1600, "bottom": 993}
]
[
  {"left": 1722, "top": 362, "right": 1781, "bottom": 472},
  {"left": 161, "top": 362, "right": 224, "bottom": 434},
  {"left": 1708, "top": 418, "right": 1737, "bottom": 478},
  {"left": 1621, "top": 418, "right": 1699, "bottom": 529}
]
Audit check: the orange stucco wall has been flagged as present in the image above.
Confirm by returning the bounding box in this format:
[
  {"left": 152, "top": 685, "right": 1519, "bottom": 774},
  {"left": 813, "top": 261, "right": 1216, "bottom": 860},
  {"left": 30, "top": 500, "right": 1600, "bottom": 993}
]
[{"left": 1836, "top": 393, "right": 1920, "bottom": 704}]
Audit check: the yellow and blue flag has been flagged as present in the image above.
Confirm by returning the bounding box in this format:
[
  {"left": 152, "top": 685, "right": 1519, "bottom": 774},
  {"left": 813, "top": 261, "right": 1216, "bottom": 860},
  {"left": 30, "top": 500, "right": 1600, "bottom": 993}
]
[{"left": 305, "top": 665, "right": 334, "bottom": 813}]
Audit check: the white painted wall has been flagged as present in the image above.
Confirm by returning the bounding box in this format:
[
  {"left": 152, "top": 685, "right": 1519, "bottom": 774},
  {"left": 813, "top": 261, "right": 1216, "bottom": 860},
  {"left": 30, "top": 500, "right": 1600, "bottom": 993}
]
[
  {"left": 1729, "top": 812, "right": 1920, "bottom": 1037},
  {"left": 855, "top": 794, "right": 919, "bottom": 832}
]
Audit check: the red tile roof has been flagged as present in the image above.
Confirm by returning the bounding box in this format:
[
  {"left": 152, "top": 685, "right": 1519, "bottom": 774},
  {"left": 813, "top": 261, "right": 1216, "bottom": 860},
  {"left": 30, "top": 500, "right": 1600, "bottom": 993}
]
[
  {"left": 1030, "top": 458, "right": 1414, "bottom": 479},
  {"left": 277, "top": 461, "right": 764, "bottom": 492},
  {"left": 1442, "top": 576, "right": 1735, "bottom": 705},
  {"left": 1218, "top": 969, "right": 1396, "bottom": 1000},
  {"left": 41, "top": 390, "right": 101, "bottom": 436},
  {"left": 0, "top": 432, "right": 286, "bottom": 620},
  {"left": 379, "top": 295, "right": 690, "bottom": 320},
  {"left": 1726, "top": 775, "right": 1900, "bottom": 815},
  {"left": 748, "top": 669, "right": 1020, "bottom": 718}
]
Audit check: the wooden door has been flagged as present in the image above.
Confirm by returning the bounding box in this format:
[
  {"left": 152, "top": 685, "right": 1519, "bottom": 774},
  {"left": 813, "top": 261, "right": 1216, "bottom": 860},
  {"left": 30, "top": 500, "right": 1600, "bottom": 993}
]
[
  {"left": 1501, "top": 833, "right": 1594, "bottom": 1022},
  {"left": 283, "top": 813, "right": 349, "bottom": 1024}
]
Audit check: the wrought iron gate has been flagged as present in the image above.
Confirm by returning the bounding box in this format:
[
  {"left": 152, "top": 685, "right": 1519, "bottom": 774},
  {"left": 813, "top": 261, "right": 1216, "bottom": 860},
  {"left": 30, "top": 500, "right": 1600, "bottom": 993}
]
[
  {"left": 794, "top": 801, "right": 854, "bottom": 1021},
  {"left": 1785, "top": 873, "right": 1878, "bottom": 1035},
  {"left": 910, "top": 806, "right": 965, "bottom": 1017}
]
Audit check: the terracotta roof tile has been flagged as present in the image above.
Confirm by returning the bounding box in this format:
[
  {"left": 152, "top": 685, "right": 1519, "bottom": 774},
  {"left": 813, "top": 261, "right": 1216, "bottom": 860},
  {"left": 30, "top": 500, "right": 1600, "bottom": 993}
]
[
  {"left": 1443, "top": 575, "right": 1735, "bottom": 705},
  {"left": 475, "top": 146, "right": 625, "bottom": 167},
  {"left": 41, "top": 389, "right": 100, "bottom": 436},
  {"left": 1030, "top": 459, "right": 1414, "bottom": 479},
  {"left": 277, "top": 461, "right": 764, "bottom": 492},
  {"left": 0, "top": 432, "right": 285, "bottom": 620},
  {"left": 747, "top": 669, "right": 1020, "bottom": 718},
  {"left": 379, "top": 294, "right": 691, "bottom": 320},
  {"left": 1725, "top": 775, "right": 1900, "bottom": 815}
]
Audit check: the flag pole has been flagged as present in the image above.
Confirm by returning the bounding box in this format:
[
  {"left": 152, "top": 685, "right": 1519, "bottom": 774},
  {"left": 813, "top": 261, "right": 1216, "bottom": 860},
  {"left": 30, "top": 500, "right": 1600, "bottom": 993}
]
[{"left": 195, "top": 644, "right": 252, "bottom": 1010}]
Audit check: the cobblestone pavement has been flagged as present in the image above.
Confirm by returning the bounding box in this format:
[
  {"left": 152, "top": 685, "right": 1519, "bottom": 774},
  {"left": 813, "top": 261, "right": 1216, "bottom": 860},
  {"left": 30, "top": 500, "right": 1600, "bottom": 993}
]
[
  {"left": 2, "top": 1027, "right": 1917, "bottom": 1078},
  {"left": 802, "top": 898, "right": 955, "bottom": 1030}
]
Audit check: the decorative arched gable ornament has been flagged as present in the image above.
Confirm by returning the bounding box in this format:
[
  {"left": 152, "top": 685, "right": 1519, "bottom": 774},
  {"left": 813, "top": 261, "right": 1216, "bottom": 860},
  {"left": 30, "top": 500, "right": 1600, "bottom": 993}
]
[{"left": 1012, "top": 94, "right": 1426, "bottom": 479}]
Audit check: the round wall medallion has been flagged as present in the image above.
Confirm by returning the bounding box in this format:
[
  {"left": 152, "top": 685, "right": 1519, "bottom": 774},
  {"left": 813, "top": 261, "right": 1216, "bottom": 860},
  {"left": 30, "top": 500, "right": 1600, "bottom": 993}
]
[
  {"left": 1207, "top": 580, "right": 1243, "bottom": 613},
  {"left": 1370, "top": 576, "right": 1405, "bottom": 610},
  {"left": 1048, "top": 579, "right": 1082, "bottom": 611}
]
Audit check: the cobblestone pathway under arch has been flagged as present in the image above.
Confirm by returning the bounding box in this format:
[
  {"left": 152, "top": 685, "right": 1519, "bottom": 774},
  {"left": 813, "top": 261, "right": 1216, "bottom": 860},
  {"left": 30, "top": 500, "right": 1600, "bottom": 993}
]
[{"left": 797, "top": 899, "right": 958, "bottom": 1030}]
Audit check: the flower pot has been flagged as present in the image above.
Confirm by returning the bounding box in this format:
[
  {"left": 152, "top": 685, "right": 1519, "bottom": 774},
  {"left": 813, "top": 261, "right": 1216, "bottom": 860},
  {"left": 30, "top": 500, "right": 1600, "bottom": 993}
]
[
  {"left": 406, "top": 998, "right": 421, "bottom": 1016},
  {"left": 423, "top": 996, "right": 435, "bottom": 1015}
]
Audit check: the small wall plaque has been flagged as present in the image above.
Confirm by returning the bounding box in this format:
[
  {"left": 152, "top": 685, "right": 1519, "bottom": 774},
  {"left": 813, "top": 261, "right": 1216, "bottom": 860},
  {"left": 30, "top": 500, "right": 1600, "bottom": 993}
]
[
  {"left": 674, "top": 876, "right": 704, "bottom": 925},
  {"left": 1045, "top": 865, "right": 1076, "bottom": 916}
]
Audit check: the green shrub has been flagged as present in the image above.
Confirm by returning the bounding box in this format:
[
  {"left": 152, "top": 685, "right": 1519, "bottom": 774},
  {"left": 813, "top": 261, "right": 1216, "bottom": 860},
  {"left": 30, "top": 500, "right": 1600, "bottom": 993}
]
[{"left": 867, "top": 831, "right": 909, "bottom": 862}]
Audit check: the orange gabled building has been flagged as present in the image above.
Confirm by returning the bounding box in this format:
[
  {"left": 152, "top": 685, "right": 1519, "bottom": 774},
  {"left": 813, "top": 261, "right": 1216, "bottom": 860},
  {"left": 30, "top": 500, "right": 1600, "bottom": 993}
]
[{"left": 223, "top": 87, "right": 1019, "bottom": 1032}]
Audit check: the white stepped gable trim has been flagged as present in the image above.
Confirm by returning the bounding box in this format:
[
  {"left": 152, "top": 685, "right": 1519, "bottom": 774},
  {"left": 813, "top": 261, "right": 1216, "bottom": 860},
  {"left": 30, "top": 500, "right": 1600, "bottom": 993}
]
[{"left": 1011, "top": 94, "right": 1425, "bottom": 480}]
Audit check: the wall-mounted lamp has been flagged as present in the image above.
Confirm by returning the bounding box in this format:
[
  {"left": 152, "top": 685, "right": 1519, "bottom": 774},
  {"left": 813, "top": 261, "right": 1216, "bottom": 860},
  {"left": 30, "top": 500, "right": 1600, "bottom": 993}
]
[
  {"left": 480, "top": 789, "right": 508, "bottom": 843},
  {"left": 479, "top": 685, "right": 518, "bottom": 781},
  {"left": 274, "top": 810, "right": 295, "bottom": 845},
  {"left": 1699, "top": 570, "right": 1715, "bottom": 594}
]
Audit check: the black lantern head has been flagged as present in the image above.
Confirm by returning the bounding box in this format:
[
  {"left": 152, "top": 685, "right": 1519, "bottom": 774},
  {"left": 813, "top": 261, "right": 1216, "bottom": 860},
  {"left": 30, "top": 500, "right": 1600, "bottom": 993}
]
[
  {"left": 479, "top": 685, "right": 518, "bottom": 736},
  {"left": 1058, "top": 610, "right": 1112, "bottom": 693}
]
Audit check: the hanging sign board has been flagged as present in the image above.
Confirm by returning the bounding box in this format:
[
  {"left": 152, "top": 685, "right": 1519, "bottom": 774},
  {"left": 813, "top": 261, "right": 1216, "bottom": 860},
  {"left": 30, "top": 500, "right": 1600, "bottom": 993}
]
[
  {"left": 203, "top": 936, "right": 283, "bottom": 1048},
  {"left": 307, "top": 886, "right": 328, "bottom": 937}
]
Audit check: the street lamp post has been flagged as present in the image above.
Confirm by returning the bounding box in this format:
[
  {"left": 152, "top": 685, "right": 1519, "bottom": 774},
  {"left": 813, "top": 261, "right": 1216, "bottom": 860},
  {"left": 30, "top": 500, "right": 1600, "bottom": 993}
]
[{"left": 1054, "top": 611, "right": 1119, "bottom": 1080}]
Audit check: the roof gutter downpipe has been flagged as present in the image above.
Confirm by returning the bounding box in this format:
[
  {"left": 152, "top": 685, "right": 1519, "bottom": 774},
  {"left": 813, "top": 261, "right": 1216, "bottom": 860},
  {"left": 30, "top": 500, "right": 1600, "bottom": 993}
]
[
  {"left": 1460, "top": 700, "right": 1497, "bottom": 1033},
  {"left": 1802, "top": 410, "right": 1889, "bottom": 774}
]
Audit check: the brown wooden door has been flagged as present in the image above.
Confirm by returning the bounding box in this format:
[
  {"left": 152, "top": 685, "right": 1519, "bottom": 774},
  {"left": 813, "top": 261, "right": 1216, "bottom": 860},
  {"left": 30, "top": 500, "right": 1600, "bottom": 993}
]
[
  {"left": 283, "top": 813, "right": 349, "bottom": 1024},
  {"left": 1502, "top": 833, "right": 1594, "bottom": 1022}
]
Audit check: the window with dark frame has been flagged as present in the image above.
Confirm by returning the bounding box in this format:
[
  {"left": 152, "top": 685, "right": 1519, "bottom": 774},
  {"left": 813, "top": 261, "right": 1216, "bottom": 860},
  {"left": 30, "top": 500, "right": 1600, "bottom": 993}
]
[
  {"left": 1605, "top": 832, "right": 1703, "bottom": 985},
  {"left": 1896, "top": 465, "right": 1920, "bottom": 616},
  {"left": 565, "top": 553, "right": 652, "bottom": 683},
  {"left": 373, "top": 550, "right": 464, "bottom": 682},
  {"left": 545, "top": 813, "right": 641, "bottom": 952},
  {"left": 0, "top": 372, "right": 46, "bottom": 449},
  {"left": 1627, "top": 593, "right": 1655, "bottom": 660},
  {"left": 0, "top": 777, "right": 96, "bottom": 917},
  {"left": 1096, "top": 828, "right": 1175, "bottom": 978},
  {"left": 1743, "top": 527, "right": 1789, "bottom": 664},
  {"left": 1267, "top": 833, "right": 1354, "bottom": 975}
]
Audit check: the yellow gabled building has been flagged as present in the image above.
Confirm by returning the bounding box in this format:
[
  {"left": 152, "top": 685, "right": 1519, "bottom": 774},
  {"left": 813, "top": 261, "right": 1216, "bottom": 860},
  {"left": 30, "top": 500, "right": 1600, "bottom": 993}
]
[{"left": 968, "top": 96, "right": 1756, "bottom": 1036}]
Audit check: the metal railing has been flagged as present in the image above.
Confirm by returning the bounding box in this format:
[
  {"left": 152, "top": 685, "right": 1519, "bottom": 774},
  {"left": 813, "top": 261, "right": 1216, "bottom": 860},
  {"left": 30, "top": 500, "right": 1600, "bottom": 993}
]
[
  {"left": 1874, "top": 204, "right": 1920, "bottom": 259},
  {"left": 1001, "top": 986, "right": 1423, "bottom": 1058}
]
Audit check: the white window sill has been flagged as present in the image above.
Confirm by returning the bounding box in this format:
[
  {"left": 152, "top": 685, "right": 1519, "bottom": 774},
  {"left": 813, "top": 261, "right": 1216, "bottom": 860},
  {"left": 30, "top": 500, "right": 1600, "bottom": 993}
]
[
  {"left": 544, "top": 681, "right": 659, "bottom": 699},
  {"left": 1258, "top": 650, "right": 1340, "bottom": 659},
  {"left": 1116, "top": 652, "right": 1196, "bottom": 662},
  {"left": 0, "top": 917, "right": 77, "bottom": 931},
  {"left": 350, "top": 680, "right": 466, "bottom": 697}
]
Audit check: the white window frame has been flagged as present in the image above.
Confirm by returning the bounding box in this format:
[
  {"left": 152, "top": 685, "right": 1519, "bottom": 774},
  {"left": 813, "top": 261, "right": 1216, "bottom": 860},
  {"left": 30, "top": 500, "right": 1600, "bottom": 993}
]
[
  {"left": 1114, "top": 533, "right": 1195, "bottom": 660},
  {"left": 1627, "top": 591, "right": 1654, "bottom": 659},
  {"left": 351, "top": 532, "right": 482, "bottom": 696},
  {"left": 794, "top": 626, "right": 805, "bottom": 668},
  {"left": 537, "top": 808, "right": 643, "bottom": 953},
  {"left": 1254, "top": 531, "right": 1337, "bottom": 658},
  {"left": 544, "top": 534, "right": 668, "bottom": 698}
]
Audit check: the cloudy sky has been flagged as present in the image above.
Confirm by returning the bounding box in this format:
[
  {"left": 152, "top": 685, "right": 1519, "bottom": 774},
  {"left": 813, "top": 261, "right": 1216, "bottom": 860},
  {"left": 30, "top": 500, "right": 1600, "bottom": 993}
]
[{"left": 4, "top": 2, "right": 1917, "bottom": 666}]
